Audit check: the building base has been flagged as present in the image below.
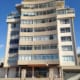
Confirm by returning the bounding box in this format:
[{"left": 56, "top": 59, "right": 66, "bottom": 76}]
[{"left": 0, "top": 65, "right": 80, "bottom": 80}]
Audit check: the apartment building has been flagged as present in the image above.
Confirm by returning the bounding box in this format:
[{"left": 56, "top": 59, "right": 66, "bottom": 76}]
[{"left": 0, "top": 0, "right": 80, "bottom": 80}]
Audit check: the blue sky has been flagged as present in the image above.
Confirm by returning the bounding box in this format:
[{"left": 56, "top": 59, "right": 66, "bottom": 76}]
[{"left": 0, "top": 0, "right": 80, "bottom": 58}]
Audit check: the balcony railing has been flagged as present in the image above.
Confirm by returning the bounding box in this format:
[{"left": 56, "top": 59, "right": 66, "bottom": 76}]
[
  {"left": 7, "top": 12, "right": 20, "bottom": 19},
  {"left": 57, "top": 8, "right": 74, "bottom": 15}
]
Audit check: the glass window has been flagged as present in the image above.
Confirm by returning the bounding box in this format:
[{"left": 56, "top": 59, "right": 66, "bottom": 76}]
[
  {"left": 19, "top": 54, "right": 58, "bottom": 61},
  {"left": 42, "top": 45, "right": 49, "bottom": 50},
  {"left": 63, "top": 56, "right": 74, "bottom": 62},
  {"left": 21, "top": 26, "right": 56, "bottom": 32},
  {"left": 8, "top": 56, "right": 18, "bottom": 63},
  {"left": 27, "top": 45, "right": 32, "bottom": 50},
  {"left": 20, "top": 35, "right": 57, "bottom": 41},
  {"left": 20, "top": 45, "right": 32, "bottom": 50},
  {"left": 34, "top": 67, "right": 49, "bottom": 78},
  {"left": 21, "top": 28, "right": 33, "bottom": 32},
  {"left": 60, "top": 19, "right": 70, "bottom": 24},
  {"left": 50, "top": 44, "right": 57, "bottom": 49},
  {"left": 49, "top": 35, "right": 57, "bottom": 40},
  {"left": 11, "top": 31, "right": 19, "bottom": 36},
  {"left": 21, "top": 17, "right": 56, "bottom": 24},
  {"left": 61, "top": 36, "right": 72, "bottom": 41},
  {"left": 9, "top": 48, "right": 18, "bottom": 53},
  {"left": 11, "top": 23, "right": 16, "bottom": 28},
  {"left": 10, "top": 39, "right": 19, "bottom": 44},
  {"left": 19, "top": 44, "right": 57, "bottom": 50},
  {"left": 26, "top": 67, "right": 32, "bottom": 77},
  {"left": 62, "top": 45, "right": 73, "bottom": 51},
  {"left": 60, "top": 28, "right": 71, "bottom": 33},
  {"left": 22, "top": 1, "right": 54, "bottom": 9},
  {"left": 34, "top": 45, "right": 41, "bottom": 50},
  {"left": 22, "top": 9, "right": 56, "bottom": 16}
]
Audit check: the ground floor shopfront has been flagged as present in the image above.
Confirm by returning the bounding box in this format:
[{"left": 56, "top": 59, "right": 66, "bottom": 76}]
[
  {"left": 0, "top": 65, "right": 80, "bottom": 80},
  {"left": 0, "top": 65, "right": 63, "bottom": 80}
]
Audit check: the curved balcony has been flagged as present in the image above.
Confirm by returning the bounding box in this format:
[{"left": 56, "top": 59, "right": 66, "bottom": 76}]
[
  {"left": 21, "top": 7, "right": 56, "bottom": 12},
  {"left": 22, "top": 0, "right": 55, "bottom": 9},
  {"left": 20, "top": 21, "right": 57, "bottom": 28},
  {"left": 21, "top": 14, "right": 56, "bottom": 20}
]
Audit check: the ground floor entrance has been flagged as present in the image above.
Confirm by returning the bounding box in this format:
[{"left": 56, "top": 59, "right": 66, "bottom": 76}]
[{"left": 0, "top": 65, "right": 63, "bottom": 80}]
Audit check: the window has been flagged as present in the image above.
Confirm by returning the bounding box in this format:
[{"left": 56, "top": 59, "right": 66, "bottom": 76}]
[
  {"left": 20, "top": 45, "right": 32, "bottom": 50},
  {"left": 19, "top": 54, "right": 58, "bottom": 61},
  {"left": 8, "top": 56, "right": 18, "bottom": 63},
  {"left": 19, "top": 44, "right": 57, "bottom": 50},
  {"left": 22, "top": 12, "right": 36, "bottom": 16},
  {"left": 21, "top": 17, "right": 56, "bottom": 24},
  {"left": 11, "top": 23, "right": 16, "bottom": 28},
  {"left": 47, "top": 26, "right": 57, "bottom": 31},
  {"left": 21, "top": 28, "right": 32, "bottom": 32},
  {"left": 33, "top": 36, "right": 49, "bottom": 41},
  {"left": 22, "top": 1, "right": 54, "bottom": 9},
  {"left": 9, "top": 48, "right": 18, "bottom": 53},
  {"left": 34, "top": 45, "right": 41, "bottom": 50},
  {"left": 20, "top": 35, "right": 57, "bottom": 41},
  {"left": 49, "top": 35, "right": 57, "bottom": 40},
  {"left": 11, "top": 31, "right": 19, "bottom": 36},
  {"left": 50, "top": 44, "right": 57, "bottom": 49},
  {"left": 8, "top": 56, "right": 18, "bottom": 61},
  {"left": 22, "top": 9, "right": 56, "bottom": 16},
  {"left": 10, "top": 39, "right": 19, "bottom": 44},
  {"left": 62, "top": 45, "right": 73, "bottom": 51},
  {"left": 60, "top": 19, "right": 70, "bottom": 24},
  {"left": 34, "top": 28, "right": 45, "bottom": 32},
  {"left": 34, "top": 67, "right": 49, "bottom": 78},
  {"left": 34, "top": 44, "right": 57, "bottom": 50},
  {"left": 21, "top": 26, "right": 56, "bottom": 32},
  {"left": 61, "top": 36, "right": 72, "bottom": 41},
  {"left": 57, "top": 8, "right": 74, "bottom": 15},
  {"left": 62, "top": 56, "right": 74, "bottom": 62},
  {"left": 60, "top": 28, "right": 70, "bottom": 33},
  {"left": 26, "top": 67, "right": 32, "bottom": 77}
]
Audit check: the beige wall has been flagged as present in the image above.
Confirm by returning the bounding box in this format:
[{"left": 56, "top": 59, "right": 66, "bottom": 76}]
[
  {"left": 4, "top": 23, "right": 12, "bottom": 67},
  {"left": 57, "top": 13, "right": 76, "bottom": 66}
]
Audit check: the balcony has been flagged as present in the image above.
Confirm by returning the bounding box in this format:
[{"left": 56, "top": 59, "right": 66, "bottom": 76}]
[
  {"left": 7, "top": 12, "right": 20, "bottom": 19},
  {"left": 6, "top": 12, "right": 20, "bottom": 22},
  {"left": 57, "top": 8, "right": 74, "bottom": 14},
  {"left": 57, "top": 8, "right": 75, "bottom": 18}
]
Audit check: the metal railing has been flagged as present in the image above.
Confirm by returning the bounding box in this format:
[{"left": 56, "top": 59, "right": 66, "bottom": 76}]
[{"left": 57, "top": 8, "right": 74, "bottom": 15}]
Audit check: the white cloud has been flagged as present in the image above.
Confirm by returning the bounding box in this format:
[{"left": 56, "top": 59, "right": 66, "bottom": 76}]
[
  {"left": 77, "top": 47, "right": 80, "bottom": 54},
  {"left": 0, "top": 44, "right": 4, "bottom": 49}
]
